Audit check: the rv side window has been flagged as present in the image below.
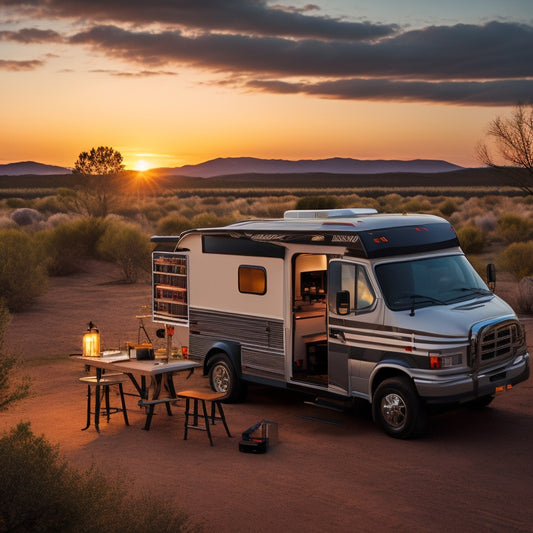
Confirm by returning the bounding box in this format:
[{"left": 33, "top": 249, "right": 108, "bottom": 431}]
[
  {"left": 239, "top": 265, "right": 267, "bottom": 295},
  {"left": 328, "top": 261, "right": 375, "bottom": 314}
]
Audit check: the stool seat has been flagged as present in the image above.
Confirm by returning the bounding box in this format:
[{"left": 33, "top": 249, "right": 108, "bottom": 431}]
[
  {"left": 177, "top": 390, "right": 227, "bottom": 402},
  {"left": 79, "top": 375, "right": 129, "bottom": 432},
  {"left": 177, "top": 390, "right": 231, "bottom": 446}
]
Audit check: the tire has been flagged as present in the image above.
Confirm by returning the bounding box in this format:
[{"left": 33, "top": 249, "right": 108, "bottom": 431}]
[
  {"left": 372, "top": 376, "right": 427, "bottom": 439},
  {"left": 208, "top": 353, "right": 246, "bottom": 403}
]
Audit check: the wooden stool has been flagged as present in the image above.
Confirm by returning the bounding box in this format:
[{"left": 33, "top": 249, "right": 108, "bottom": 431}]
[
  {"left": 80, "top": 375, "right": 129, "bottom": 432},
  {"left": 177, "top": 390, "right": 232, "bottom": 446}
]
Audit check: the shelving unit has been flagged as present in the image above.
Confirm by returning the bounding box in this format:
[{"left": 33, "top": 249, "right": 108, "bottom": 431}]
[{"left": 152, "top": 252, "right": 188, "bottom": 323}]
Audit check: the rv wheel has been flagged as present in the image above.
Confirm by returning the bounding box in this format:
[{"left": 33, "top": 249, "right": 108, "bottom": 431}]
[
  {"left": 373, "top": 376, "right": 427, "bottom": 439},
  {"left": 208, "top": 353, "right": 246, "bottom": 403}
]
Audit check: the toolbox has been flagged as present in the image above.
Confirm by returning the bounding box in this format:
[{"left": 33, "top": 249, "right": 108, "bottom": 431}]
[{"left": 239, "top": 420, "right": 278, "bottom": 454}]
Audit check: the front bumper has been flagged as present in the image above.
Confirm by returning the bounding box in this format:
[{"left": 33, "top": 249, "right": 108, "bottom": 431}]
[{"left": 413, "top": 352, "right": 530, "bottom": 405}]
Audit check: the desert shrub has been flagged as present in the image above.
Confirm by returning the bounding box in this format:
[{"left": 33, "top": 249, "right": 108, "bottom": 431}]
[
  {"left": 516, "top": 277, "right": 533, "bottom": 314},
  {"left": 0, "top": 422, "right": 196, "bottom": 533},
  {"left": 473, "top": 213, "right": 497, "bottom": 234},
  {"left": 0, "top": 215, "right": 17, "bottom": 230},
  {"left": 0, "top": 229, "right": 48, "bottom": 311},
  {"left": 497, "top": 213, "right": 533, "bottom": 243},
  {"left": 39, "top": 217, "right": 109, "bottom": 275},
  {"left": 11, "top": 207, "right": 44, "bottom": 226},
  {"left": 97, "top": 221, "right": 151, "bottom": 282},
  {"left": 191, "top": 212, "right": 235, "bottom": 228},
  {"left": 5, "top": 198, "right": 28, "bottom": 209},
  {"left": 379, "top": 193, "right": 403, "bottom": 212},
  {"left": 0, "top": 304, "right": 30, "bottom": 411},
  {"left": 156, "top": 215, "right": 193, "bottom": 235},
  {"left": 138, "top": 202, "right": 165, "bottom": 222},
  {"left": 34, "top": 195, "right": 68, "bottom": 214},
  {"left": 438, "top": 198, "right": 458, "bottom": 217},
  {"left": 401, "top": 196, "right": 432, "bottom": 213},
  {"left": 456, "top": 225, "right": 486, "bottom": 254},
  {"left": 295, "top": 196, "right": 340, "bottom": 210},
  {"left": 498, "top": 241, "right": 533, "bottom": 280}
]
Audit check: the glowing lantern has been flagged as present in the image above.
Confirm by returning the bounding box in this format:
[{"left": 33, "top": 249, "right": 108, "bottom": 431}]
[{"left": 83, "top": 321, "right": 100, "bottom": 357}]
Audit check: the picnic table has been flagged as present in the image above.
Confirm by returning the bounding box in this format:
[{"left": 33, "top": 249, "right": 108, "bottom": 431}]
[{"left": 73, "top": 354, "right": 201, "bottom": 430}]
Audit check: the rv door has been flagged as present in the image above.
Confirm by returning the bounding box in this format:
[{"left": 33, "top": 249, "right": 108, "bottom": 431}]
[{"left": 327, "top": 259, "right": 382, "bottom": 397}]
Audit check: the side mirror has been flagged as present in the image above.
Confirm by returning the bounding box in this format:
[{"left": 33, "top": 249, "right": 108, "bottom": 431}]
[
  {"left": 336, "top": 290, "right": 350, "bottom": 315},
  {"left": 487, "top": 263, "right": 496, "bottom": 292}
]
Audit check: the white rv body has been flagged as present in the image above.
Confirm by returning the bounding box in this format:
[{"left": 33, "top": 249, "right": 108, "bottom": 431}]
[{"left": 152, "top": 209, "right": 529, "bottom": 438}]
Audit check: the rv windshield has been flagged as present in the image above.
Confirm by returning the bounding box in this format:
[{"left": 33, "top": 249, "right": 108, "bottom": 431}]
[{"left": 375, "top": 254, "right": 492, "bottom": 312}]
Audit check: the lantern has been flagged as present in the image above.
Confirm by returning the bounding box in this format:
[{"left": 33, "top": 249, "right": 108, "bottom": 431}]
[{"left": 83, "top": 321, "right": 100, "bottom": 357}]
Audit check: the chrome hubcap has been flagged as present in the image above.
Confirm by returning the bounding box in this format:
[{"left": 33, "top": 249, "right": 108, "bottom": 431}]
[
  {"left": 381, "top": 393, "right": 407, "bottom": 428},
  {"left": 213, "top": 365, "right": 229, "bottom": 392}
]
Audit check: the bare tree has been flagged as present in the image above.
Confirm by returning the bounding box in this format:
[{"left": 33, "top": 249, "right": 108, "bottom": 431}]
[
  {"left": 478, "top": 103, "right": 533, "bottom": 195},
  {"left": 71, "top": 146, "right": 125, "bottom": 217}
]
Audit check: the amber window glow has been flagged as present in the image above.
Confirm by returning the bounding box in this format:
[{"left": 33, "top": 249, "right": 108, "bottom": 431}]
[{"left": 239, "top": 266, "right": 267, "bottom": 295}]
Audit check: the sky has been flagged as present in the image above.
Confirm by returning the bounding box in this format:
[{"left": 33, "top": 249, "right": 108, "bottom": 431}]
[{"left": 0, "top": 0, "right": 532, "bottom": 170}]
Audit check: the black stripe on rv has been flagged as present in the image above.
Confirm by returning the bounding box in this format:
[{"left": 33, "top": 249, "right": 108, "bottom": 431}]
[
  {"left": 202, "top": 235, "right": 285, "bottom": 258},
  {"left": 329, "top": 316, "right": 467, "bottom": 343}
]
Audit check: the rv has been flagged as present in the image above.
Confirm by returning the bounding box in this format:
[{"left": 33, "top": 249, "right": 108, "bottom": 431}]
[{"left": 151, "top": 208, "right": 529, "bottom": 438}]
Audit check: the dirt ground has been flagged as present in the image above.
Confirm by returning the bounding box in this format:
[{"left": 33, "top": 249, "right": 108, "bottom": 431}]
[{"left": 3, "top": 262, "right": 533, "bottom": 532}]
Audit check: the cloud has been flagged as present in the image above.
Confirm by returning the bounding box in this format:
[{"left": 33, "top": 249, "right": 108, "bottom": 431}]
[
  {"left": 1, "top": 1, "right": 532, "bottom": 105},
  {"left": 69, "top": 21, "right": 533, "bottom": 80},
  {"left": 0, "top": 58, "right": 44, "bottom": 70},
  {"left": 0, "top": 28, "right": 62, "bottom": 43},
  {"left": 246, "top": 78, "right": 533, "bottom": 106},
  {"left": 0, "top": 0, "right": 397, "bottom": 41}
]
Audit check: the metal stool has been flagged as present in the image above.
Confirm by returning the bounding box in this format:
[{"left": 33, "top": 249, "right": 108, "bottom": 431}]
[
  {"left": 80, "top": 374, "right": 129, "bottom": 432},
  {"left": 177, "top": 390, "right": 232, "bottom": 446}
]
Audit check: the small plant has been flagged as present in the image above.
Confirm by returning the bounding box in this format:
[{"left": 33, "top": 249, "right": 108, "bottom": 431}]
[
  {"left": 498, "top": 241, "right": 533, "bottom": 280},
  {"left": 0, "top": 229, "right": 48, "bottom": 311},
  {"left": 39, "top": 217, "right": 109, "bottom": 275},
  {"left": 295, "top": 196, "right": 340, "bottom": 210},
  {"left": 497, "top": 213, "right": 533, "bottom": 243},
  {"left": 438, "top": 198, "right": 458, "bottom": 217},
  {"left": 0, "top": 422, "right": 197, "bottom": 533},
  {"left": 97, "top": 221, "right": 151, "bottom": 282},
  {"left": 156, "top": 215, "right": 193, "bottom": 235},
  {"left": 0, "top": 304, "right": 30, "bottom": 411},
  {"left": 456, "top": 225, "right": 486, "bottom": 254}
]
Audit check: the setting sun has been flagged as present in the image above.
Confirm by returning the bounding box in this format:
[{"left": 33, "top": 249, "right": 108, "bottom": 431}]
[{"left": 134, "top": 159, "right": 151, "bottom": 172}]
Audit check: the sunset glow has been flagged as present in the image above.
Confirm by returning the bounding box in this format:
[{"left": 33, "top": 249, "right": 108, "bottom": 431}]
[
  {"left": 134, "top": 159, "right": 151, "bottom": 172},
  {"left": 0, "top": 1, "right": 531, "bottom": 169}
]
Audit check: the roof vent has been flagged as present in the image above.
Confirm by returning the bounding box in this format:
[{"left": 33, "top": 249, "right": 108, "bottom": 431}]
[{"left": 284, "top": 208, "right": 378, "bottom": 219}]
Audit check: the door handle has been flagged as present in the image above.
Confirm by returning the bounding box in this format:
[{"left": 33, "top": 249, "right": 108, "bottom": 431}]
[{"left": 329, "top": 329, "right": 346, "bottom": 342}]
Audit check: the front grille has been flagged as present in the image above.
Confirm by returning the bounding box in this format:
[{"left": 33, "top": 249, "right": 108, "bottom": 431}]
[{"left": 479, "top": 321, "right": 520, "bottom": 364}]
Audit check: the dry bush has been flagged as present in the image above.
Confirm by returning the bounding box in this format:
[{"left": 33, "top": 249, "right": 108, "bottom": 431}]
[
  {"left": 456, "top": 225, "right": 486, "bottom": 253},
  {"left": 497, "top": 213, "right": 533, "bottom": 243},
  {"left": 156, "top": 215, "right": 193, "bottom": 235},
  {"left": 438, "top": 198, "right": 458, "bottom": 217},
  {"left": 516, "top": 277, "right": 533, "bottom": 314},
  {"left": 39, "top": 217, "right": 109, "bottom": 275},
  {"left": 0, "top": 422, "right": 197, "bottom": 533},
  {"left": 97, "top": 220, "right": 151, "bottom": 282},
  {"left": 296, "top": 196, "right": 340, "bottom": 210},
  {"left": 498, "top": 241, "right": 533, "bottom": 280},
  {"left": 378, "top": 193, "right": 403, "bottom": 212},
  {"left": 0, "top": 229, "right": 48, "bottom": 311}
]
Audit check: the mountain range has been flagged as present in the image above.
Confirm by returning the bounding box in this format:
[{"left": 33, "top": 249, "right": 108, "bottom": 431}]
[{"left": 0, "top": 157, "right": 463, "bottom": 177}]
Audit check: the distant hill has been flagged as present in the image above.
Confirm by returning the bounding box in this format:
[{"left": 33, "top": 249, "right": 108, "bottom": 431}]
[
  {"left": 155, "top": 157, "right": 464, "bottom": 178},
  {"left": 0, "top": 161, "right": 71, "bottom": 176}
]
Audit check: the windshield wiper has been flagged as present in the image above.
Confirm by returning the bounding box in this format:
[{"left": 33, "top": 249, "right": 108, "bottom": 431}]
[
  {"left": 448, "top": 287, "right": 493, "bottom": 301},
  {"left": 392, "top": 293, "right": 446, "bottom": 316},
  {"left": 408, "top": 294, "right": 446, "bottom": 316}
]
